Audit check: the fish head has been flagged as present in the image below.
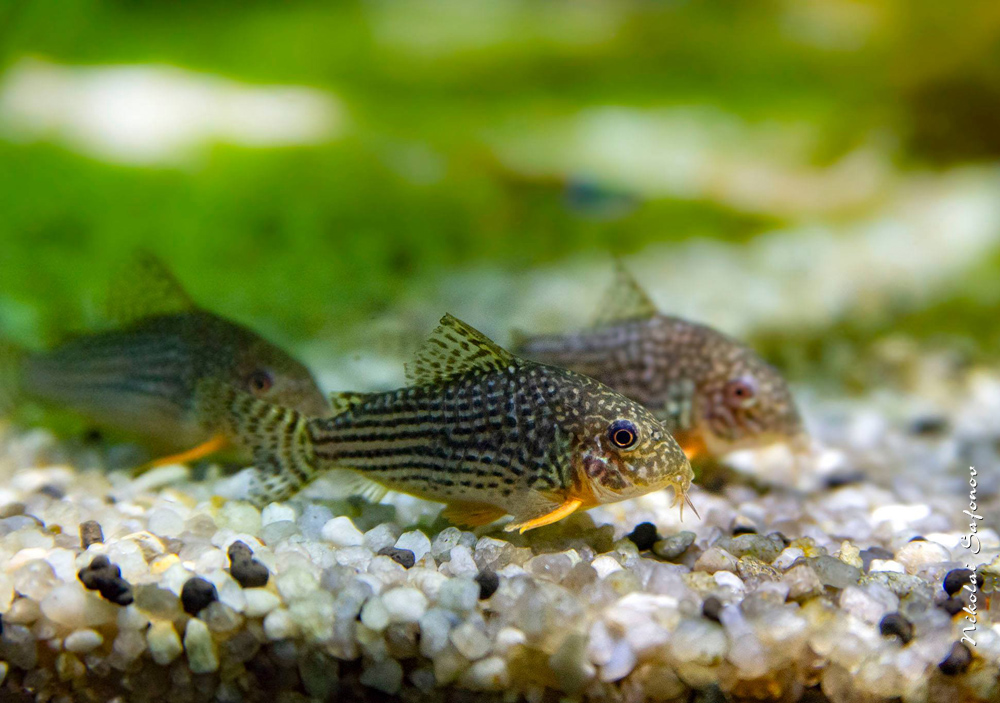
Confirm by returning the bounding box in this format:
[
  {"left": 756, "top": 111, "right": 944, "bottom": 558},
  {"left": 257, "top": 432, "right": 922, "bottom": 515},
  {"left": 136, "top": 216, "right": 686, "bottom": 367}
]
[
  {"left": 571, "top": 382, "right": 693, "bottom": 510},
  {"left": 694, "top": 341, "right": 805, "bottom": 456},
  {"left": 228, "top": 337, "right": 329, "bottom": 416}
]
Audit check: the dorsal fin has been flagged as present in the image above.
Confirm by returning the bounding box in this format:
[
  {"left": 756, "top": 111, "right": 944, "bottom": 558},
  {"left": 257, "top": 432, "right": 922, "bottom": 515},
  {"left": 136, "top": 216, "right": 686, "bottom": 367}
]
[
  {"left": 590, "top": 261, "right": 659, "bottom": 327},
  {"left": 328, "top": 391, "right": 371, "bottom": 416},
  {"left": 405, "top": 314, "right": 516, "bottom": 386},
  {"left": 106, "top": 250, "right": 197, "bottom": 326}
]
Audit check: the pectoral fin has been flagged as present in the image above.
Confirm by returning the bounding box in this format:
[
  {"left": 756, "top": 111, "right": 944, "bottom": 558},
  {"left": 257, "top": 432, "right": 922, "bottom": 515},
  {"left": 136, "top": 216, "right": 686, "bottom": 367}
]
[
  {"left": 440, "top": 501, "right": 508, "bottom": 528},
  {"left": 505, "top": 498, "right": 583, "bottom": 533},
  {"left": 134, "top": 434, "right": 230, "bottom": 475}
]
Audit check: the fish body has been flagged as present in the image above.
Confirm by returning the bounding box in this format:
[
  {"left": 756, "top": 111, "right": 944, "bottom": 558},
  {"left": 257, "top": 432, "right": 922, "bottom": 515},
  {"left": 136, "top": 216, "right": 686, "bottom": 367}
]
[
  {"left": 516, "top": 265, "right": 804, "bottom": 459},
  {"left": 210, "top": 314, "right": 693, "bottom": 531},
  {"left": 1, "top": 253, "right": 328, "bottom": 459}
]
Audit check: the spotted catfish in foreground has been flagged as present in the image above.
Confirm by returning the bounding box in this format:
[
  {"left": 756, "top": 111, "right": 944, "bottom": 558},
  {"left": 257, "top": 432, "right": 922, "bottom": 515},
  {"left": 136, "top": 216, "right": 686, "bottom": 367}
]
[
  {"left": 516, "top": 265, "right": 805, "bottom": 461},
  {"left": 0, "top": 253, "right": 328, "bottom": 465},
  {"left": 204, "top": 314, "right": 694, "bottom": 532}
]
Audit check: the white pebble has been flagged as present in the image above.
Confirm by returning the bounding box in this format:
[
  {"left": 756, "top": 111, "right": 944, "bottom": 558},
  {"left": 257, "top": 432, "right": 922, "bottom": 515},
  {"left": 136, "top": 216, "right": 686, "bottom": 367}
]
[
  {"left": 360, "top": 658, "right": 403, "bottom": 695},
  {"left": 460, "top": 656, "right": 510, "bottom": 690},
  {"left": 276, "top": 567, "right": 319, "bottom": 602},
  {"left": 839, "top": 585, "right": 898, "bottom": 626},
  {"left": 217, "top": 503, "right": 262, "bottom": 535},
  {"left": 41, "top": 583, "right": 117, "bottom": 629},
  {"left": 437, "top": 578, "right": 479, "bottom": 612},
  {"left": 419, "top": 609, "right": 455, "bottom": 657},
  {"left": 450, "top": 621, "right": 491, "bottom": 660},
  {"left": 894, "top": 540, "right": 951, "bottom": 574},
  {"left": 591, "top": 556, "right": 623, "bottom": 578},
  {"left": 113, "top": 628, "right": 147, "bottom": 662},
  {"left": 335, "top": 546, "right": 373, "bottom": 570},
  {"left": 382, "top": 587, "right": 428, "bottom": 623},
  {"left": 0, "top": 573, "right": 13, "bottom": 612},
  {"left": 147, "top": 508, "right": 185, "bottom": 538},
  {"left": 183, "top": 619, "right": 219, "bottom": 674},
  {"left": 442, "top": 546, "right": 478, "bottom": 577},
  {"left": 161, "top": 563, "right": 194, "bottom": 595},
  {"left": 869, "top": 559, "right": 906, "bottom": 574},
  {"left": 243, "top": 589, "right": 281, "bottom": 618},
  {"left": 64, "top": 629, "right": 103, "bottom": 654},
  {"left": 494, "top": 627, "right": 527, "bottom": 654},
  {"left": 773, "top": 547, "right": 806, "bottom": 570},
  {"left": 45, "top": 548, "right": 79, "bottom": 582},
  {"left": 669, "top": 619, "right": 728, "bottom": 665},
  {"left": 714, "top": 571, "right": 746, "bottom": 594},
  {"left": 261, "top": 503, "right": 296, "bottom": 527},
  {"left": 263, "top": 609, "right": 298, "bottom": 640},
  {"left": 117, "top": 605, "right": 149, "bottom": 631},
  {"left": 599, "top": 639, "right": 636, "bottom": 682},
  {"left": 146, "top": 621, "right": 183, "bottom": 665},
  {"left": 363, "top": 523, "right": 400, "bottom": 553},
  {"left": 360, "top": 597, "right": 390, "bottom": 632},
  {"left": 395, "top": 531, "right": 432, "bottom": 562},
  {"left": 321, "top": 517, "right": 365, "bottom": 547}
]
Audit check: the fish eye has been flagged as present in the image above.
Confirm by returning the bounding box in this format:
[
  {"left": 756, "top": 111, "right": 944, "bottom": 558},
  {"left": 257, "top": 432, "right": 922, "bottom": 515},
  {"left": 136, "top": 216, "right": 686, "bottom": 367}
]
[
  {"left": 608, "top": 420, "right": 639, "bottom": 450},
  {"left": 247, "top": 369, "right": 274, "bottom": 395},
  {"left": 724, "top": 377, "right": 757, "bottom": 408}
]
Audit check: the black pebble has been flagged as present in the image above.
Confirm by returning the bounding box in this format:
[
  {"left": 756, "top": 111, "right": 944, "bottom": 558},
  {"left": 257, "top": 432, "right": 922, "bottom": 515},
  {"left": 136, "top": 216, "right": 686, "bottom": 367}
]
[
  {"left": 626, "top": 522, "right": 659, "bottom": 551},
  {"left": 939, "top": 597, "right": 966, "bottom": 616},
  {"left": 377, "top": 547, "right": 416, "bottom": 569},
  {"left": 228, "top": 541, "right": 270, "bottom": 588},
  {"left": 824, "top": 471, "right": 866, "bottom": 489},
  {"left": 181, "top": 577, "right": 219, "bottom": 616},
  {"left": 37, "top": 484, "right": 65, "bottom": 499},
  {"left": 908, "top": 535, "right": 926, "bottom": 542},
  {"left": 79, "top": 520, "right": 104, "bottom": 549},
  {"left": 938, "top": 641, "right": 972, "bottom": 675},
  {"left": 909, "top": 416, "right": 949, "bottom": 436},
  {"left": 879, "top": 613, "right": 913, "bottom": 644},
  {"left": 78, "top": 555, "right": 133, "bottom": 606},
  {"left": 702, "top": 596, "right": 723, "bottom": 623},
  {"left": 475, "top": 570, "right": 499, "bottom": 600},
  {"left": 732, "top": 523, "right": 757, "bottom": 536},
  {"left": 227, "top": 541, "right": 253, "bottom": 564},
  {"left": 943, "top": 568, "right": 974, "bottom": 596}
]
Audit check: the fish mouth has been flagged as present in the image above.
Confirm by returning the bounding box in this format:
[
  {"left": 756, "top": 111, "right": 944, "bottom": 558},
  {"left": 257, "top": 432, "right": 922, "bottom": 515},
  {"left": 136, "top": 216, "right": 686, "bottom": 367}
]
[{"left": 669, "top": 480, "right": 699, "bottom": 521}]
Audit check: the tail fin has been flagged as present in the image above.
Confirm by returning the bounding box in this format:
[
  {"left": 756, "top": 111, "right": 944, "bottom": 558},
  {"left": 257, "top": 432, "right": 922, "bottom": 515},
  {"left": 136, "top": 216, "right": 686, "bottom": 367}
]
[
  {"left": 197, "top": 379, "right": 389, "bottom": 507},
  {"left": 196, "top": 379, "right": 318, "bottom": 505},
  {"left": 0, "top": 341, "right": 26, "bottom": 415}
]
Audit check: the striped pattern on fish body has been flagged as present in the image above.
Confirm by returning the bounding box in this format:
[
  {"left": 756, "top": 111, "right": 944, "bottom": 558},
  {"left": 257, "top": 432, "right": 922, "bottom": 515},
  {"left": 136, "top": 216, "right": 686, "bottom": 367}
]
[
  {"left": 210, "top": 314, "right": 693, "bottom": 532},
  {"left": 516, "top": 264, "right": 805, "bottom": 459},
  {"left": 2, "top": 253, "right": 328, "bottom": 459}
]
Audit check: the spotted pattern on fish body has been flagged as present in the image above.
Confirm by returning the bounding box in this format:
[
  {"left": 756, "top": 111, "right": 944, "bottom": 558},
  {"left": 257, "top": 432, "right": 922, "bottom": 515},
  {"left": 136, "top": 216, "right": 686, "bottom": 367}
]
[
  {"left": 516, "top": 265, "right": 805, "bottom": 459},
  {"left": 209, "top": 315, "right": 693, "bottom": 532},
  {"left": 1, "top": 253, "right": 328, "bottom": 460}
]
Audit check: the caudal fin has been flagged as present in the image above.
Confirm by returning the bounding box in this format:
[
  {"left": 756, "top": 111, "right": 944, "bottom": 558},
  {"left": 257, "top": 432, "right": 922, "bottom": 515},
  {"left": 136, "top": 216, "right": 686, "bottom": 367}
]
[
  {"left": 196, "top": 379, "right": 318, "bottom": 505},
  {"left": 196, "top": 379, "right": 387, "bottom": 507},
  {"left": 0, "top": 341, "right": 26, "bottom": 415}
]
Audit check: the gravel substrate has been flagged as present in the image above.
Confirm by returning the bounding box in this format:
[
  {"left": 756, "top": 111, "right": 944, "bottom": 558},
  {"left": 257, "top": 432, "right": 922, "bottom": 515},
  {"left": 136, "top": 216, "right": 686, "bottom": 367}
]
[{"left": 1, "top": 359, "right": 998, "bottom": 702}]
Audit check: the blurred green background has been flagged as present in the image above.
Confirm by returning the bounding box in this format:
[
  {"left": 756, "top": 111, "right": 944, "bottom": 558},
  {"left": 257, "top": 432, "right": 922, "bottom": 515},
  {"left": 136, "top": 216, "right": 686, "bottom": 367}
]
[{"left": 2, "top": 0, "right": 1000, "bottom": 386}]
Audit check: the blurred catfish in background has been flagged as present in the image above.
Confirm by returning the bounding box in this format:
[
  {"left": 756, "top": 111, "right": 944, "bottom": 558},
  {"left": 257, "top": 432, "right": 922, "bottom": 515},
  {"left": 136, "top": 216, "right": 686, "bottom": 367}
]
[
  {"left": 516, "top": 264, "right": 806, "bottom": 462},
  {"left": 0, "top": 252, "right": 328, "bottom": 466}
]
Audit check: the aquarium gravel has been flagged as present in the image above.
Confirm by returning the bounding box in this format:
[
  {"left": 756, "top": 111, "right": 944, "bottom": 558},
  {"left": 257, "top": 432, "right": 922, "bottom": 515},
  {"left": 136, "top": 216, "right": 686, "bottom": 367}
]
[{"left": 1, "top": 359, "right": 999, "bottom": 702}]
